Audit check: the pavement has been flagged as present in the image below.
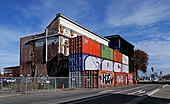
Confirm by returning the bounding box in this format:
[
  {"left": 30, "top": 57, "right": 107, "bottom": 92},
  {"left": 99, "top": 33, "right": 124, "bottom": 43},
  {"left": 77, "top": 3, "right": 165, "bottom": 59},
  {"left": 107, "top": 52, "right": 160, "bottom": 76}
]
[
  {"left": 0, "top": 84, "right": 170, "bottom": 104},
  {"left": 138, "top": 84, "right": 170, "bottom": 104}
]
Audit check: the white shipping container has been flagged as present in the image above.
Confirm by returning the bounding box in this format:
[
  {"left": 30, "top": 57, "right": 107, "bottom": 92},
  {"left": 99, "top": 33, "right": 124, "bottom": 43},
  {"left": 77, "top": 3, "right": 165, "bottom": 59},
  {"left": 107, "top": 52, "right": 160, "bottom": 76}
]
[
  {"left": 84, "top": 56, "right": 102, "bottom": 70},
  {"left": 69, "top": 72, "right": 82, "bottom": 88},
  {"left": 101, "top": 60, "right": 113, "bottom": 71},
  {"left": 122, "top": 54, "right": 129, "bottom": 65},
  {"left": 122, "top": 64, "right": 129, "bottom": 73},
  {"left": 114, "top": 62, "right": 122, "bottom": 72}
]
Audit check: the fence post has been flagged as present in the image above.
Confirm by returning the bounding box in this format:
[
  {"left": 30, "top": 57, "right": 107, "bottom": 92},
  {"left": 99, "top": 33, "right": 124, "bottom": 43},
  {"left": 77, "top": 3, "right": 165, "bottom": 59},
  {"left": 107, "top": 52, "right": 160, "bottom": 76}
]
[
  {"left": 0, "top": 77, "right": 2, "bottom": 89},
  {"left": 55, "top": 77, "right": 56, "bottom": 92},
  {"left": 25, "top": 77, "right": 28, "bottom": 94}
]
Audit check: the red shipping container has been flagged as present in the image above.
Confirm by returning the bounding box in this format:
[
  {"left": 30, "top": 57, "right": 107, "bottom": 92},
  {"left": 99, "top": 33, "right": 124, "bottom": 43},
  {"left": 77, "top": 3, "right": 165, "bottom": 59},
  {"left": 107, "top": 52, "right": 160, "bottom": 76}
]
[
  {"left": 114, "top": 50, "right": 122, "bottom": 63},
  {"left": 114, "top": 72, "right": 127, "bottom": 87},
  {"left": 82, "top": 70, "right": 98, "bottom": 88},
  {"left": 98, "top": 70, "right": 114, "bottom": 88},
  {"left": 69, "top": 36, "right": 101, "bottom": 57}
]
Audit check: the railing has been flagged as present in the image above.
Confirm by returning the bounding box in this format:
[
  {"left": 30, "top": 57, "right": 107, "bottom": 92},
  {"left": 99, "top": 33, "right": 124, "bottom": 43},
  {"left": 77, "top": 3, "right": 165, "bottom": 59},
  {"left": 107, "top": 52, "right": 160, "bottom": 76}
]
[{"left": 0, "top": 77, "right": 69, "bottom": 94}]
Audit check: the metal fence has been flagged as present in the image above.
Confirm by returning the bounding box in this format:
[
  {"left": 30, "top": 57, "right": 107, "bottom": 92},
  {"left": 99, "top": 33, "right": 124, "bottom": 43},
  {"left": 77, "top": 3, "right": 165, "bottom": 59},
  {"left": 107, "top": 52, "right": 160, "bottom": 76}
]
[{"left": 0, "top": 77, "right": 69, "bottom": 94}]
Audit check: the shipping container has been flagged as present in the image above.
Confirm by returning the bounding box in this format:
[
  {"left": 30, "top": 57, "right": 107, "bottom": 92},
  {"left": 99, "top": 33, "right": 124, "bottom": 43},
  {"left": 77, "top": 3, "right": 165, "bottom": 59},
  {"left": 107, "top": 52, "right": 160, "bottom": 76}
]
[
  {"left": 122, "top": 64, "right": 129, "bottom": 73},
  {"left": 101, "top": 59, "right": 113, "bottom": 71},
  {"left": 114, "top": 72, "right": 127, "bottom": 86},
  {"left": 114, "top": 62, "right": 122, "bottom": 72},
  {"left": 114, "top": 50, "right": 122, "bottom": 63},
  {"left": 98, "top": 70, "right": 114, "bottom": 88},
  {"left": 82, "top": 70, "right": 98, "bottom": 88},
  {"left": 122, "top": 54, "right": 129, "bottom": 65},
  {"left": 69, "top": 36, "right": 101, "bottom": 57},
  {"left": 127, "top": 73, "right": 133, "bottom": 85},
  {"left": 69, "top": 71, "right": 83, "bottom": 88},
  {"left": 101, "top": 45, "right": 113, "bottom": 60},
  {"left": 69, "top": 54, "right": 102, "bottom": 71}
]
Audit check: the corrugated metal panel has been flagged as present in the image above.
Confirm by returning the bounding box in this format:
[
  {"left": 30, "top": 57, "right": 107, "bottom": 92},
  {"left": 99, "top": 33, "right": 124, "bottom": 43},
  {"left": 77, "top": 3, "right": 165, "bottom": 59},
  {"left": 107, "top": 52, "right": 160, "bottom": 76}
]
[
  {"left": 82, "top": 70, "right": 98, "bottom": 88},
  {"left": 114, "top": 62, "right": 122, "bottom": 72},
  {"left": 122, "top": 64, "right": 129, "bottom": 73},
  {"left": 69, "top": 36, "right": 101, "bottom": 57},
  {"left": 98, "top": 70, "right": 114, "bottom": 88},
  {"left": 101, "top": 45, "right": 113, "bottom": 60},
  {"left": 69, "top": 54, "right": 83, "bottom": 72},
  {"left": 114, "top": 72, "right": 127, "bottom": 86},
  {"left": 101, "top": 59, "right": 113, "bottom": 71},
  {"left": 69, "top": 54, "right": 102, "bottom": 71},
  {"left": 69, "top": 71, "right": 83, "bottom": 88},
  {"left": 122, "top": 54, "right": 129, "bottom": 65},
  {"left": 84, "top": 55, "right": 102, "bottom": 71},
  {"left": 114, "top": 50, "right": 122, "bottom": 63}
]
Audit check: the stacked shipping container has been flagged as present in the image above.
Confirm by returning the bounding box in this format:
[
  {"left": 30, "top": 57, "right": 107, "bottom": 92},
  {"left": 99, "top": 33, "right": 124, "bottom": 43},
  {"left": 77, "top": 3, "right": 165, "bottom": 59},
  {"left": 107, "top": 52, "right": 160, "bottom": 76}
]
[{"left": 69, "top": 35, "right": 132, "bottom": 88}]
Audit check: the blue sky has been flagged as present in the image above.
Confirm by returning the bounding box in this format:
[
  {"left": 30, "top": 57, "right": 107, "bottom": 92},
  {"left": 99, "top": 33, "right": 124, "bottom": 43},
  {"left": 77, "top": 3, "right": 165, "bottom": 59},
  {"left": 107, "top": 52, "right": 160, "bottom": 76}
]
[{"left": 0, "top": 0, "right": 170, "bottom": 76}]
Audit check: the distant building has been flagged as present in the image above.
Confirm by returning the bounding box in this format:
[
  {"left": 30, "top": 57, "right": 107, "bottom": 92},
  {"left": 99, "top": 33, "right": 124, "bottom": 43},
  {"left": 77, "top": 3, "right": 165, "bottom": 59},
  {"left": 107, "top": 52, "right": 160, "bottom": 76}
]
[
  {"left": 4, "top": 66, "right": 20, "bottom": 77},
  {"left": 105, "top": 35, "right": 135, "bottom": 73}
]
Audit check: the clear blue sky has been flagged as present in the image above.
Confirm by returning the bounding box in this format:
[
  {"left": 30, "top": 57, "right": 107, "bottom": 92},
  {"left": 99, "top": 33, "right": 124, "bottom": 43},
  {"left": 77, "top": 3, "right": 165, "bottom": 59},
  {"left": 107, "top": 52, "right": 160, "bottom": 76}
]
[{"left": 0, "top": 0, "right": 170, "bottom": 76}]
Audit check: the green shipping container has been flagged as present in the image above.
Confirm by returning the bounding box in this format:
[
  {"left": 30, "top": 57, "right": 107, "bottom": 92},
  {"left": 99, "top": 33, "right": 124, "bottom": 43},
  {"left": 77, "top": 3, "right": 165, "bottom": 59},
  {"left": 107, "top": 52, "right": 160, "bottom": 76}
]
[{"left": 101, "top": 45, "right": 113, "bottom": 60}]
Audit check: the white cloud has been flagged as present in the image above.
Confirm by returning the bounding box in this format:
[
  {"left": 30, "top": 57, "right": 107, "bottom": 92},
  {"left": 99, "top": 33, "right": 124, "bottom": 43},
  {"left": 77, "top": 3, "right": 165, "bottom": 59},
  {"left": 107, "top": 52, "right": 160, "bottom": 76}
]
[
  {"left": 106, "top": 0, "right": 170, "bottom": 27},
  {"left": 134, "top": 38, "right": 170, "bottom": 75}
]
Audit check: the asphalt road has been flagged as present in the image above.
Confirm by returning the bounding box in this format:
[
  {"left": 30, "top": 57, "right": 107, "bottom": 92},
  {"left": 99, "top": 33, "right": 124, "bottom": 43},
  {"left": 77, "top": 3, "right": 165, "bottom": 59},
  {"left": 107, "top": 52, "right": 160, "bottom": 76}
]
[{"left": 0, "top": 84, "right": 169, "bottom": 104}]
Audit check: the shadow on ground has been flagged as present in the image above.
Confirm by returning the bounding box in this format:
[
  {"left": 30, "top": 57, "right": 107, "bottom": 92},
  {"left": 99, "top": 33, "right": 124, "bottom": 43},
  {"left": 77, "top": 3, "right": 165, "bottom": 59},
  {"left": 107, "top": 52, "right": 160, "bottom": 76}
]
[{"left": 59, "top": 93, "right": 170, "bottom": 104}]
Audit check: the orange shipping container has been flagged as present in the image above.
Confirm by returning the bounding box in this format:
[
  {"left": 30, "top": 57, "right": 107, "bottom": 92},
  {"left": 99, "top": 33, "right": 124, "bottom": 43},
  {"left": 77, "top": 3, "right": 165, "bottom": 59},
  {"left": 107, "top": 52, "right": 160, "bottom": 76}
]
[
  {"left": 98, "top": 70, "right": 114, "bottom": 88},
  {"left": 69, "top": 36, "right": 101, "bottom": 57},
  {"left": 114, "top": 72, "right": 127, "bottom": 87},
  {"left": 114, "top": 50, "right": 122, "bottom": 63}
]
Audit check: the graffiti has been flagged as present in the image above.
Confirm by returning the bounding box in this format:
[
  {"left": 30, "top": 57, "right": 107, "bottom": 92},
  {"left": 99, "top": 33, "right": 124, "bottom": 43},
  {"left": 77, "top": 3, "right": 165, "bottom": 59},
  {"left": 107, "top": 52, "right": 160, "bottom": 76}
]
[
  {"left": 117, "top": 76, "right": 124, "bottom": 83},
  {"left": 100, "top": 72, "right": 113, "bottom": 85}
]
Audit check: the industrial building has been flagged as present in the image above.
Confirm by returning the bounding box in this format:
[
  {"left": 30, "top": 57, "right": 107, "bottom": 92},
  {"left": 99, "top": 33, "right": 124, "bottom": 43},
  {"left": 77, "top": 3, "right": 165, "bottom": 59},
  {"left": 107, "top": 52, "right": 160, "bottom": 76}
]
[{"left": 20, "top": 13, "right": 134, "bottom": 88}]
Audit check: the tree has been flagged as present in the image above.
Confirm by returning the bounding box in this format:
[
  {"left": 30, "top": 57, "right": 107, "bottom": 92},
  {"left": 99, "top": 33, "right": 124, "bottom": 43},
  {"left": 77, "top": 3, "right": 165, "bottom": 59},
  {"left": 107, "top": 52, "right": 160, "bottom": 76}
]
[{"left": 133, "top": 49, "right": 149, "bottom": 77}]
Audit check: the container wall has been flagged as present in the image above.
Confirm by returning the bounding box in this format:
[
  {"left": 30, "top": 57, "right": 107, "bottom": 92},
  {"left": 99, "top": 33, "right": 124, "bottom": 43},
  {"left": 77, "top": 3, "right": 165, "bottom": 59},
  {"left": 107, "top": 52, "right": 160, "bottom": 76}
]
[
  {"left": 101, "top": 45, "right": 113, "bottom": 60},
  {"left": 122, "top": 54, "right": 129, "bottom": 65},
  {"left": 69, "top": 36, "right": 101, "bottom": 57},
  {"left": 127, "top": 73, "right": 133, "bottom": 85},
  {"left": 114, "top": 50, "right": 122, "bottom": 63},
  {"left": 98, "top": 70, "right": 114, "bottom": 88},
  {"left": 82, "top": 70, "right": 98, "bottom": 88},
  {"left": 82, "top": 36, "right": 101, "bottom": 57},
  {"left": 69, "top": 54, "right": 83, "bottom": 72},
  {"left": 114, "top": 72, "right": 127, "bottom": 86},
  {"left": 101, "top": 59, "right": 113, "bottom": 71},
  {"left": 84, "top": 55, "right": 102, "bottom": 71},
  {"left": 114, "top": 62, "right": 122, "bottom": 72},
  {"left": 69, "top": 54, "right": 102, "bottom": 71},
  {"left": 122, "top": 64, "right": 129, "bottom": 73},
  {"left": 69, "top": 71, "right": 83, "bottom": 88}
]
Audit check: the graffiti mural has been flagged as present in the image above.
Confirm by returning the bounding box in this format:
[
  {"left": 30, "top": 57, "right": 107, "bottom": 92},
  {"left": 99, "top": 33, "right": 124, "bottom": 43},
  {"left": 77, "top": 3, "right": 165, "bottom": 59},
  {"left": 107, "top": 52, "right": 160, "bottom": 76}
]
[{"left": 98, "top": 71, "right": 114, "bottom": 87}]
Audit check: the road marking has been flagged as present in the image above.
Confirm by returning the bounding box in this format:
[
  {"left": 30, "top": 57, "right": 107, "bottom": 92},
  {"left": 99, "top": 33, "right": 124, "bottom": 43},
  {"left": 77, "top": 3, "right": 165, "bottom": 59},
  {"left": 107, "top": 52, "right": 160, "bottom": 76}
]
[
  {"left": 98, "top": 89, "right": 118, "bottom": 94},
  {"left": 147, "top": 89, "right": 160, "bottom": 96},
  {"left": 68, "top": 84, "right": 153, "bottom": 104},
  {"left": 162, "top": 84, "right": 168, "bottom": 88},
  {"left": 127, "top": 90, "right": 145, "bottom": 95},
  {"left": 114, "top": 84, "right": 153, "bottom": 94}
]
